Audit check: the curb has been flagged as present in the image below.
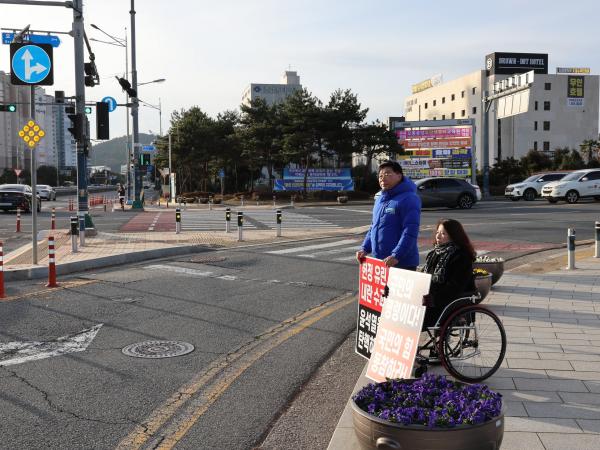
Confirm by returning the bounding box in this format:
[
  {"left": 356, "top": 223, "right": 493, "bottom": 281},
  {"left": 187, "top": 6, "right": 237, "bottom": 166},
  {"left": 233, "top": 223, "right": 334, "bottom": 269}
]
[{"left": 4, "top": 244, "right": 207, "bottom": 282}]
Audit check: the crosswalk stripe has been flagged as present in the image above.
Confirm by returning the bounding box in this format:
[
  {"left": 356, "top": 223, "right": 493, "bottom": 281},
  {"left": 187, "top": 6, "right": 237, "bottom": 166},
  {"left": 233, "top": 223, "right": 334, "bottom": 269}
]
[
  {"left": 267, "top": 239, "right": 360, "bottom": 255},
  {"left": 296, "top": 245, "right": 361, "bottom": 258}
]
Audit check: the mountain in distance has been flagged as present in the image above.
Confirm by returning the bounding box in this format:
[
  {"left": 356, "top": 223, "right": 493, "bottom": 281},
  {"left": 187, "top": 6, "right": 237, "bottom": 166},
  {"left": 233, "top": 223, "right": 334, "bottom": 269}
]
[{"left": 89, "top": 133, "right": 156, "bottom": 172}]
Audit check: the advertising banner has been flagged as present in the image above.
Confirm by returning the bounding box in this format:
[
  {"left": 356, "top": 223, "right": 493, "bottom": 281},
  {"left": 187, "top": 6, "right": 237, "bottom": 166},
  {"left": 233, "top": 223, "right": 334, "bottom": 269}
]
[
  {"left": 567, "top": 75, "right": 584, "bottom": 98},
  {"left": 432, "top": 148, "right": 472, "bottom": 159},
  {"left": 366, "top": 268, "right": 431, "bottom": 382},
  {"left": 396, "top": 127, "right": 471, "bottom": 140},
  {"left": 401, "top": 138, "right": 471, "bottom": 149},
  {"left": 355, "top": 257, "right": 389, "bottom": 359},
  {"left": 274, "top": 168, "right": 354, "bottom": 191},
  {"left": 557, "top": 67, "right": 590, "bottom": 74}
]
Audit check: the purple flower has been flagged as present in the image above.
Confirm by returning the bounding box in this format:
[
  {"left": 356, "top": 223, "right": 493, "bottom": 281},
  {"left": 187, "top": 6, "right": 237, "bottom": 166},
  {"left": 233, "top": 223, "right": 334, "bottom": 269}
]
[{"left": 353, "top": 374, "right": 502, "bottom": 428}]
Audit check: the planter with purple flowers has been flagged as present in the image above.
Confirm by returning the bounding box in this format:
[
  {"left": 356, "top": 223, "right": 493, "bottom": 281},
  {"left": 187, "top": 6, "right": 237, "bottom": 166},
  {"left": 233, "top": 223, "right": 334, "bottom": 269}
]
[{"left": 352, "top": 374, "right": 505, "bottom": 450}]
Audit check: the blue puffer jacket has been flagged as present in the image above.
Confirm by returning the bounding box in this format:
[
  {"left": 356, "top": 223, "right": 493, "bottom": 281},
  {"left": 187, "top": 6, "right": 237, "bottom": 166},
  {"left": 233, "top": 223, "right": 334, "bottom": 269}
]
[{"left": 361, "top": 177, "right": 421, "bottom": 268}]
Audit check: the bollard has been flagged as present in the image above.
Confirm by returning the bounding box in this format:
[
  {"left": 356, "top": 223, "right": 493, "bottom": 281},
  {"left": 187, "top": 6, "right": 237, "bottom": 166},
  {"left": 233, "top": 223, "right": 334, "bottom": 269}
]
[
  {"left": 291, "top": 195, "right": 295, "bottom": 207},
  {"left": 567, "top": 228, "right": 576, "bottom": 270},
  {"left": 595, "top": 221, "right": 600, "bottom": 258},
  {"left": 46, "top": 235, "right": 58, "bottom": 287},
  {"left": 175, "top": 208, "right": 181, "bottom": 234},
  {"left": 0, "top": 241, "right": 4, "bottom": 298},
  {"left": 273, "top": 195, "right": 276, "bottom": 207},
  {"left": 70, "top": 216, "right": 78, "bottom": 253},
  {"left": 225, "top": 208, "right": 231, "bottom": 233},
  {"left": 78, "top": 213, "right": 85, "bottom": 247},
  {"left": 237, "top": 211, "right": 244, "bottom": 241},
  {"left": 276, "top": 209, "right": 282, "bottom": 237},
  {"left": 241, "top": 195, "right": 244, "bottom": 207},
  {"left": 51, "top": 207, "right": 56, "bottom": 230},
  {"left": 16, "top": 208, "right": 21, "bottom": 233},
  {"left": 209, "top": 198, "right": 212, "bottom": 211}
]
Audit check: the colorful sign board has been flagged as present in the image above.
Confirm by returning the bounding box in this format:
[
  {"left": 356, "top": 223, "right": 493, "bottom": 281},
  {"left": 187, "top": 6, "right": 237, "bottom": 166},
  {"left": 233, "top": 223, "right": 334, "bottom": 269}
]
[
  {"left": 411, "top": 73, "right": 443, "bottom": 94},
  {"left": 356, "top": 257, "right": 389, "bottom": 359},
  {"left": 2, "top": 32, "right": 61, "bottom": 47},
  {"left": 401, "top": 138, "right": 471, "bottom": 149},
  {"left": 365, "top": 268, "right": 431, "bottom": 382},
  {"left": 396, "top": 127, "right": 471, "bottom": 140},
  {"left": 567, "top": 75, "right": 584, "bottom": 98},
  {"left": 10, "top": 43, "right": 53, "bottom": 85},
  {"left": 432, "top": 148, "right": 471, "bottom": 159},
  {"left": 274, "top": 168, "right": 354, "bottom": 191}
]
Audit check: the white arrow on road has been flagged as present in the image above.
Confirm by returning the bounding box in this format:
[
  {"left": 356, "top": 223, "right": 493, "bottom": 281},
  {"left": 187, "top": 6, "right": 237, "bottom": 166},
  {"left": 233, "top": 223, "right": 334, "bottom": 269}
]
[
  {"left": 20, "top": 49, "right": 46, "bottom": 81},
  {"left": 0, "top": 324, "right": 102, "bottom": 367}
]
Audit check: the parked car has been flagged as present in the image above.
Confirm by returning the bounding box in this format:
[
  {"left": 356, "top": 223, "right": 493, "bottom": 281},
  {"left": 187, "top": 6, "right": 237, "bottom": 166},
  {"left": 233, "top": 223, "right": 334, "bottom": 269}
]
[
  {"left": 415, "top": 177, "right": 478, "bottom": 209},
  {"left": 505, "top": 172, "right": 569, "bottom": 201},
  {"left": 0, "top": 184, "right": 42, "bottom": 212},
  {"left": 36, "top": 184, "right": 57, "bottom": 201},
  {"left": 541, "top": 168, "right": 600, "bottom": 203}
]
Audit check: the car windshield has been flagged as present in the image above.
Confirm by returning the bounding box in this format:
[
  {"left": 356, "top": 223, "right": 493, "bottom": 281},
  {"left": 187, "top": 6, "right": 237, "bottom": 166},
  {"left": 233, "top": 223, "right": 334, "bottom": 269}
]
[
  {"left": 561, "top": 172, "right": 585, "bottom": 181},
  {"left": 38, "top": 185, "right": 50, "bottom": 189},
  {"left": 522, "top": 175, "right": 539, "bottom": 183},
  {"left": 0, "top": 184, "right": 25, "bottom": 191}
]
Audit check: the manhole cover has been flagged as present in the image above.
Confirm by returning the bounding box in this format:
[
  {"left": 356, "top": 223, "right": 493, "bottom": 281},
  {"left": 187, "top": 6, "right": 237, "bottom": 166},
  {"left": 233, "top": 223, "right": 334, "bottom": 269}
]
[
  {"left": 182, "top": 255, "right": 227, "bottom": 264},
  {"left": 122, "top": 341, "right": 195, "bottom": 359}
]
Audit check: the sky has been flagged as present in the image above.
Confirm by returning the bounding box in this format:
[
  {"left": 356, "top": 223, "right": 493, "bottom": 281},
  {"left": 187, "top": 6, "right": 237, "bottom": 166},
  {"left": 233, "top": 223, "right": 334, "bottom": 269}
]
[{"left": 1, "top": 0, "right": 599, "bottom": 139}]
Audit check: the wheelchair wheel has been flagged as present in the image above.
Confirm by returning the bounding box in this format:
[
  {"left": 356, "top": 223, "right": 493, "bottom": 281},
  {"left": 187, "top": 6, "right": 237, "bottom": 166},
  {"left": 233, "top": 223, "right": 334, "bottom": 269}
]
[{"left": 439, "top": 305, "right": 506, "bottom": 383}]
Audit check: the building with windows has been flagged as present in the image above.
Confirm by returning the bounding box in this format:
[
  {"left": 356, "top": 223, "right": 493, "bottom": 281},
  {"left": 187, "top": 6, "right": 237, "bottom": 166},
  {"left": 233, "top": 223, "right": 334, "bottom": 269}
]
[
  {"left": 402, "top": 53, "right": 599, "bottom": 168},
  {"left": 241, "top": 70, "right": 302, "bottom": 107}
]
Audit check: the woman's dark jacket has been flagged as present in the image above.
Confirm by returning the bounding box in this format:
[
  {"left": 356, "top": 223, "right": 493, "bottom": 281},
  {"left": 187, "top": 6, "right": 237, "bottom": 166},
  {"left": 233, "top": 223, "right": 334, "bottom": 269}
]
[{"left": 421, "top": 244, "right": 476, "bottom": 328}]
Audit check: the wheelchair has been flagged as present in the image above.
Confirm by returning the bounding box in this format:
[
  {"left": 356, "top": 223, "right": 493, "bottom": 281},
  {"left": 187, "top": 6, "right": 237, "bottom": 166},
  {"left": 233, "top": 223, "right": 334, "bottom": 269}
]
[{"left": 416, "top": 293, "right": 507, "bottom": 383}]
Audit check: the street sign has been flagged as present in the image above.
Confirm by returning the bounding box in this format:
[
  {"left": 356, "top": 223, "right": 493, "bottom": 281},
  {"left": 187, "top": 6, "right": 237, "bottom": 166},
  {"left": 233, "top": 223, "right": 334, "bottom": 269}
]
[
  {"left": 142, "top": 145, "right": 156, "bottom": 152},
  {"left": 14, "top": 169, "right": 22, "bottom": 177},
  {"left": 146, "top": 164, "right": 154, "bottom": 174},
  {"left": 218, "top": 168, "right": 225, "bottom": 178},
  {"left": 2, "top": 32, "right": 61, "bottom": 47},
  {"left": 18, "top": 120, "right": 46, "bottom": 148},
  {"left": 101, "top": 96, "right": 118, "bottom": 112},
  {"left": 10, "top": 43, "right": 53, "bottom": 85}
]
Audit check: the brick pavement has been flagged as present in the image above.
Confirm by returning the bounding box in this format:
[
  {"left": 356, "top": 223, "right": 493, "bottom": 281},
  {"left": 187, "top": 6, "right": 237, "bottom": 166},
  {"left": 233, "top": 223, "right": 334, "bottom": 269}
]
[{"left": 328, "top": 251, "right": 600, "bottom": 450}]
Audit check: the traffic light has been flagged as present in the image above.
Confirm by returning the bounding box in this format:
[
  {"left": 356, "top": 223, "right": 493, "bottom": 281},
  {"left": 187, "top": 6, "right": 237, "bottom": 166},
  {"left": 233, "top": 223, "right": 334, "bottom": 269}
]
[
  {"left": 84, "top": 62, "right": 99, "bottom": 87},
  {"left": 67, "top": 113, "right": 84, "bottom": 140},
  {"left": 139, "top": 153, "right": 151, "bottom": 165},
  {"left": 85, "top": 106, "right": 92, "bottom": 114},
  {"left": 116, "top": 77, "right": 137, "bottom": 98},
  {"left": 96, "top": 101, "right": 109, "bottom": 140},
  {"left": 0, "top": 104, "right": 17, "bottom": 112},
  {"left": 55, "top": 91, "right": 65, "bottom": 104}
]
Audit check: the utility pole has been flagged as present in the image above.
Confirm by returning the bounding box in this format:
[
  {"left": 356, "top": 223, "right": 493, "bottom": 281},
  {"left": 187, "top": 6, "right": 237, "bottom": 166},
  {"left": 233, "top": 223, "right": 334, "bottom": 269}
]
[
  {"left": 130, "top": 0, "right": 142, "bottom": 208},
  {"left": 168, "top": 132, "right": 172, "bottom": 201},
  {"left": 482, "top": 93, "right": 491, "bottom": 198},
  {"left": 30, "top": 85, "right": 38, "bottom": 263}
]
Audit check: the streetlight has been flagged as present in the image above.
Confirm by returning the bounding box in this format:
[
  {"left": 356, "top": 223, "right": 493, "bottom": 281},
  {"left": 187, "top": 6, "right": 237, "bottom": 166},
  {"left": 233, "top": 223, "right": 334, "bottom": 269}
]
[
  {"left": 138, "top": 78, "right": 165, "bottom": 86},
  {"left": 141, "top": 97, "right": 163, "bottom": 136},
  {"left": 90, "top": 23, "right": 132, "bottom": 196}
]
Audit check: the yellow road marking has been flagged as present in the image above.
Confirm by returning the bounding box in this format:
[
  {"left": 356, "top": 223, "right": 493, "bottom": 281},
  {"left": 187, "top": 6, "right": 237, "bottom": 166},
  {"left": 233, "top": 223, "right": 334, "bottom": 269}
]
[
  {"left": 0, "top": 279, "right": 97, "bottom": 302},
  {"left": 116, "top": 292, "right": 355, "bottom": 450}
]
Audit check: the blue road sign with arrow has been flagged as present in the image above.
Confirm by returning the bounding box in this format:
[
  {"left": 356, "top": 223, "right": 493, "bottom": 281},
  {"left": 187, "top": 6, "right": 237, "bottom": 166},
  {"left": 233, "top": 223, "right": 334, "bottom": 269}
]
[
  {"left": 2, "top": 32, "right": 61, "bottom": 47},
  {"left": 101, "top": 96, "right": 118, "bottom": 112},
  {"left": 10, "top": 43, "right": 53, "bottom": 85}
]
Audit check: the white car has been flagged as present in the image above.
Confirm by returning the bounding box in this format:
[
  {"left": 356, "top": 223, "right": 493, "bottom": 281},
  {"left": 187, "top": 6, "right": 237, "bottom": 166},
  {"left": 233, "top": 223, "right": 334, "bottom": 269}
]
[
  {"left": 505, "top": 172, "right": 568, "bottom": 201},
  {"left": 36, "top": 184, "right": 56, "bottom": 201},
  {"left": 541, "top": 169, "right": 600, "bottom": 203}
]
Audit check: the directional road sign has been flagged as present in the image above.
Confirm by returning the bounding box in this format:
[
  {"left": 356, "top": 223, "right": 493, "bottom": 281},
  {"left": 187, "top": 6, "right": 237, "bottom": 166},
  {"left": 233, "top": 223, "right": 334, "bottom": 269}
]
[
  {"left": 2, "top": 32, "right": 61, "bottom": 47},
  {"left": 142, "top": 145, "right": 156, "bottom": 152},
  {"left": 101, "top": 96, "right": 118, "bottom": 112},
  {"left": 18, "top": 120, "right": 46, "bottom": 148},
  {"left": 10, "top": 43, "right": 53, "bottom": 85}
]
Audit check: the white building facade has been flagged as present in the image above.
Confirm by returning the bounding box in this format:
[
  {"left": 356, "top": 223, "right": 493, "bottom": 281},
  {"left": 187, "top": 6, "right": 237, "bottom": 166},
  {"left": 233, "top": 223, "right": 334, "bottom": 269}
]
[
  {"left": 402, "top": 52, "right": 599, "bottom": 169},
  {"left": 242, "top": 70, "right": 302, "bottom": 107}
]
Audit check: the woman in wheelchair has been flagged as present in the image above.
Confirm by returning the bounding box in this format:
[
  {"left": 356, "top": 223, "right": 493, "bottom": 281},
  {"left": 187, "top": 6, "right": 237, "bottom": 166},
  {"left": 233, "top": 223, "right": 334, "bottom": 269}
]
[
  {"left": 420, "top": 218, "right": 476, "bottom": 330},
  {"left": 416, "top": 219, "right": 506, "bottom": 382}
]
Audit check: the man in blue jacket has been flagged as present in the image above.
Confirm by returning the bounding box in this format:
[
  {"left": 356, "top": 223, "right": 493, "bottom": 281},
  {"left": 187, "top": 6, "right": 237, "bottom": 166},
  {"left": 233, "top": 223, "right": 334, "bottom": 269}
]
[{"left": 356, "top": 161, "right": 421, "bottom": 269}]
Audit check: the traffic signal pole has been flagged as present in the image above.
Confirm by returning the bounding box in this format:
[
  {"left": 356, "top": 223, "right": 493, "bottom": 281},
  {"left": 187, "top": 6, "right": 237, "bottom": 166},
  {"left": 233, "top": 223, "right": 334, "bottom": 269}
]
[
  {"left": 30, "top": 85, "right": 38, "bottom": 264},
  {"left": 130, "top": 0, "right": 143, "bottom": 209}
]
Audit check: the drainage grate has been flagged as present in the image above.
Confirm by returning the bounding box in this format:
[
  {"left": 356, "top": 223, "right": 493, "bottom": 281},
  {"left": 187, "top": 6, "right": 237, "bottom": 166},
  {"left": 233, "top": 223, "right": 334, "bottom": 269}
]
[{"left": 122, "top": 341, "right": 195, "bottom": 359}]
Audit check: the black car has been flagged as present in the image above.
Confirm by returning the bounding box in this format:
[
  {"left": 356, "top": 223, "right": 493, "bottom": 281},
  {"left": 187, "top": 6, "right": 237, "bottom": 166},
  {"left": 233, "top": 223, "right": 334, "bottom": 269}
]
[
  {"left": 0, "top": 184, "right": 42, "bottom": 212},
  {"left": 415, "top": 177, "right": 478, "bottom": 209}
]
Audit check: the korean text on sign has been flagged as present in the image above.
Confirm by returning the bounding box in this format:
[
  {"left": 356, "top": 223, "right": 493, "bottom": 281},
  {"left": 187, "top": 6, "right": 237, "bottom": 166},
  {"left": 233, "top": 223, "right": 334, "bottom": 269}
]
[{"left": 356, "top": 257, "right": 389, "bottom": 359}]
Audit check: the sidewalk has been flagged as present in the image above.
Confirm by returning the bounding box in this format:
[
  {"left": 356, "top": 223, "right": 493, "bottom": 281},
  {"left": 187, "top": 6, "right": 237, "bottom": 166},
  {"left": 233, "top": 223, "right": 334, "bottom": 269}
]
[{"left": 328, "top": 251, "right": 600, "bottom": 450}]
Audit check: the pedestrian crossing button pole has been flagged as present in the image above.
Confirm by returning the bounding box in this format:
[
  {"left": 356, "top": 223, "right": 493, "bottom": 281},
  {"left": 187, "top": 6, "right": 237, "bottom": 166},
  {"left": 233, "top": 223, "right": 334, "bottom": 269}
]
[
  {"left": 567, "top": 228, "right": 576, "bottom": 270},
  {"left": 225, "top": 208, "right": 231, "bottom": 233},
  {"left": 78, "top": 212, "right": 85, "bottom": 247},
  {"left": 70, "top": 216, "right": 78, "bottom": 253},
  {"left": 237, "top": 211, "right": 244, "bottom": 242},
  {"left": 595, "top": 221, "right": 600, "bottom": 258},
  {"left": 176, "top": 208, "right": 182, "bottom": 234},
  {"left": 276, "top": 209, "right": 282, "bottom": 237}
]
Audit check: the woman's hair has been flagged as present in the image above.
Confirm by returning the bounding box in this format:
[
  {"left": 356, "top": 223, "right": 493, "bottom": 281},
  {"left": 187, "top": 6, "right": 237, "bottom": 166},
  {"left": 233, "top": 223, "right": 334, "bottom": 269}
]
[{"left": 434, "top": 218, "right": 476, "bottom": 260}]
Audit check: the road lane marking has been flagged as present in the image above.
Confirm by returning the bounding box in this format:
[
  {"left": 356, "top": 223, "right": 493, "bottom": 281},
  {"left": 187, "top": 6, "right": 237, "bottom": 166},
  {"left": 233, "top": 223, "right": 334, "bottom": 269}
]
[
  {"left": 266, "top": 239, "right": 360, "bottom": 255},
  {"left": 323, "top": 207, "right": 372, "bottom": 213},
  {"left": 116, "top": 292, "right": 355, "bottom": 450},
  {"left": 0, "top": 279, "right": 97, "bottom": 303}
]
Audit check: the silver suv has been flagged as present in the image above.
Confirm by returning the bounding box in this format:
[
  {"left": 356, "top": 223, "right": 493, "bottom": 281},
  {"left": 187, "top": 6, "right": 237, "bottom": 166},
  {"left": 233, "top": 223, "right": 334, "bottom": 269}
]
[{"left": 505, "top": 172, "right": 569, "bottom": 201}]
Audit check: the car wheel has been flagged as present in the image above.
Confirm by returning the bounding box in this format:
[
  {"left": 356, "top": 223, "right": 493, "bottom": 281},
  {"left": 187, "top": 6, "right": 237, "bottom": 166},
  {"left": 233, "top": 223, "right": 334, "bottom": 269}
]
[
  {"left": 457, "top": 194, "right": 474, "bottom": 209},
  {"left": 523, "top": 189, "right": 536, "bottom": 201},
  {"left": 565, "top": 190, "right": 579, "bottom": 204},
  {"left": 547, "top": 198, "right": 558, "bottom": 203}
]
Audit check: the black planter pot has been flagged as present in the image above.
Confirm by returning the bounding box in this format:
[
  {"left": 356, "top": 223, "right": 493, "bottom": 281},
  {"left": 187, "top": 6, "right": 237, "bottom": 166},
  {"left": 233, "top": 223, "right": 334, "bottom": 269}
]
[
  {"left": 351, "top": 394, "right": 505, "bottom": 450},
  {"left": 473, "top": 261, "right": 504, "bottom": 285}
]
